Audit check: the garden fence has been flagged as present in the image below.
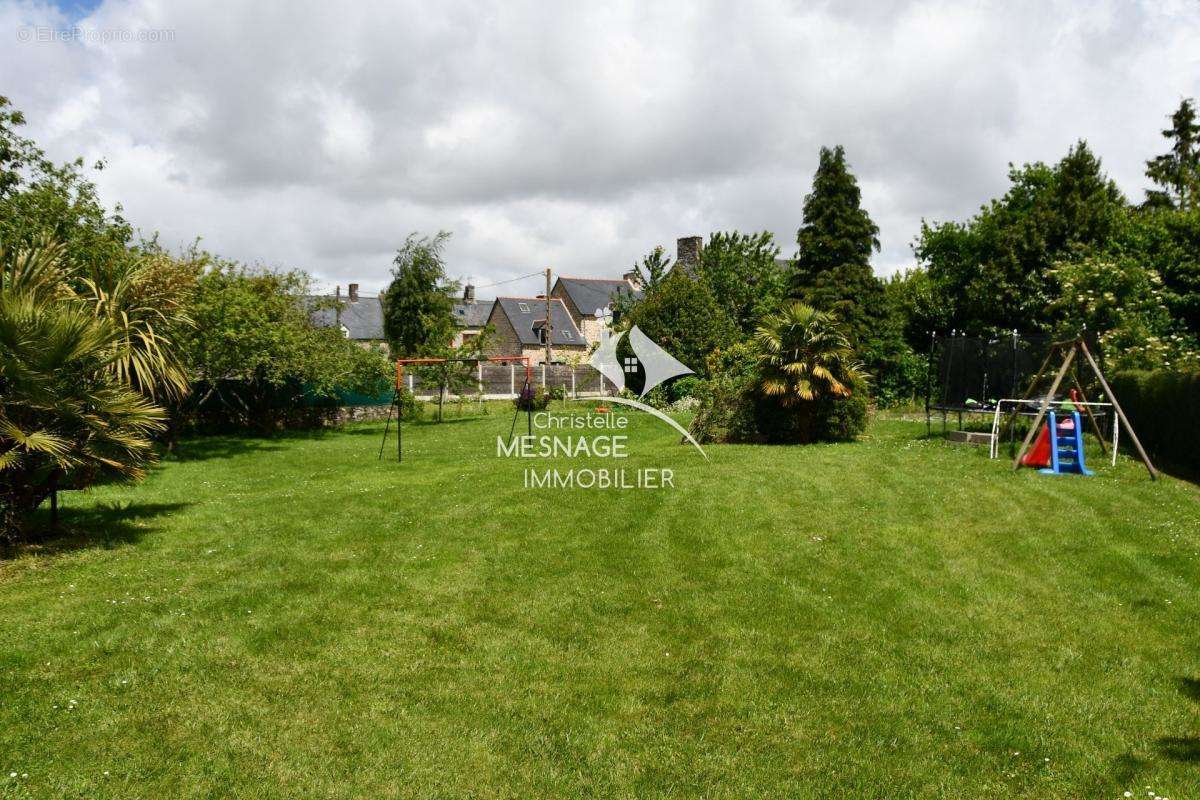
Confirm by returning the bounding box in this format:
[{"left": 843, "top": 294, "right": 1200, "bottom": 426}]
[{"left": 404, "top": 363, "right": 612, "bottom": 401}]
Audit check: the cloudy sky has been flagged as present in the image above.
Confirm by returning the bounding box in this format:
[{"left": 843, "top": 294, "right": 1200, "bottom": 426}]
[{"left": 3, "top": 0, "right": 1198, "bottom": 299}]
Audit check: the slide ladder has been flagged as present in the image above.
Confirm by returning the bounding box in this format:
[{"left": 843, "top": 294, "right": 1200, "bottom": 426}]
[{"left": 1039, "top": 411, "right": 1093, "bottom": 476}]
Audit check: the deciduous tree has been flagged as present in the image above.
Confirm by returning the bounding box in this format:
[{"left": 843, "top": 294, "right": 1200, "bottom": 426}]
[
  {"left": 382, "top": 232, "right": 457, "bottom": 356},
  {"left": 698, "top": 230, "right": 787, "bottom": 334}
]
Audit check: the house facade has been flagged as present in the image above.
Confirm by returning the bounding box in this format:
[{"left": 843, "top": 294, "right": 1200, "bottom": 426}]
[
  {"left": 550, "top": 276, "right": 642, "bottom": 346},
  {"left": 451, "top": 283, "right": 490, "bottom": 348},
  {"left": 483, "top": 297, "right": 587, "bottom": 365}
]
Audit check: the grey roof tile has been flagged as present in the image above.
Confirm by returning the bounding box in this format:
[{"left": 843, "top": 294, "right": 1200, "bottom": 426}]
[
  {"left": 555, "top": 277, "right": 641, "bottom": 317},
  {"left": 492, "top": 297, "right": 584, "bottom": 346},
  {"left": 452, "top": 301, "right": 491, "bottom": 328},
  {"left": 309, "top": 296, "right": 385, "bottom": 340}
]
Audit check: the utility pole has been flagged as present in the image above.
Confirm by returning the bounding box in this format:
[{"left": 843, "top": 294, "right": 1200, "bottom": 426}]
[{"left": 545, "top": 267, "right": 553, "bottom": 366}]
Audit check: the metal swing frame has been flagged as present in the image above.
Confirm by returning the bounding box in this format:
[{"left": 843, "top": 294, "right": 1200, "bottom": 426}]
[{"left": 378, "top": 355, "right": 534, "bottom": 462}]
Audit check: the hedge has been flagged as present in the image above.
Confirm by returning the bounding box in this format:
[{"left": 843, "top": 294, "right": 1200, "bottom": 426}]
[{"left": 1108, "top": 370, "right": 1200, "bottom": 473}]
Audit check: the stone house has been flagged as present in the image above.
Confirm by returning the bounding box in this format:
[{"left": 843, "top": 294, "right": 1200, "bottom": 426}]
[
  {"left": 451, "top": 283, "right": 490, "bottom": 348},
  {"left": 309, "top": 283, "right": 388, "bottom": 353},
  {"left": 550, "top": 276, "right": 642, "bottom": 346},
  {"left": 483, "top": 296, "right": 587, "bottom": 365}
]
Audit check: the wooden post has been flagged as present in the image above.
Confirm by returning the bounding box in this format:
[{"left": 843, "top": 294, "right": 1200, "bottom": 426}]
[
  {"left": 1070, "top": 375, "right": 1107, "bottom": 455},
  {"left": 544, "top": 268, "right": 552, "bottom": 367},
  {"left": 924, "top": 331, "right": 935, "bottom": 437},
  {"left": 1078, "top": 340, "right": 1158, "bottom": 480},
  {"left": 1000, "top": 341, "right": 1059, "bottom": 446},
  {"left": 1013, "top": 345, "right": 1076, "bottom": 469}
]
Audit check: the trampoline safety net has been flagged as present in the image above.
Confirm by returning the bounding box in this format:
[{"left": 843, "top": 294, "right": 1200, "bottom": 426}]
[{"left": 927, "top": 333, "right": 1054, "bottom": 412}]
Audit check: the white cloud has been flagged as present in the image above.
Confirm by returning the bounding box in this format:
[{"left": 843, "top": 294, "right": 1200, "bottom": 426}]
[{"left": 2, "top": 0, "right": 1198, "bottom": 297}]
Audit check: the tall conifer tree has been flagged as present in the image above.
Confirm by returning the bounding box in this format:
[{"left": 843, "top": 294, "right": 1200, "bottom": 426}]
[
  {"left": 791, "top": 145, "right": 883, "bottom": 344},
  {"left": 1145, "top": 98, "right": 1200, "bottom": 210}
]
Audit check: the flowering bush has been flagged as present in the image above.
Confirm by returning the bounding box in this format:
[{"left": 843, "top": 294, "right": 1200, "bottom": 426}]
[
  {"left": 513, "top": 385, "right": 551, "bottom": 411},
  {"left": 1052, "top": 256, "right": 1200, "bottom": 371}
]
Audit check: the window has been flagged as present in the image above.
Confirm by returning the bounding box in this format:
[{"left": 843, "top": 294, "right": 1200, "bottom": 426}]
[
  {"left": 517, "top": 302, "right": 530, "bottom": 313},
  {"left": 624, "top": 356, "right": 638, "bottom": 374},
  {"left": 563, "top": 330, "right": 572, "bottom": 340}
]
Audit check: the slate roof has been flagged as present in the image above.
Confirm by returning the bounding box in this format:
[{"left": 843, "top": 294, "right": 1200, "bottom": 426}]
[
  {"left": 452, "top": 301, "right": 491, "bottom": 328},
  {"left": 309, "top": 296, "right": 385, "bottom": 340},
  {"left": 554, "top": 277, "right": 641, "bottom": 317},
  {"left": 491, "top": 297, "right": 585, "bottom": 346}
]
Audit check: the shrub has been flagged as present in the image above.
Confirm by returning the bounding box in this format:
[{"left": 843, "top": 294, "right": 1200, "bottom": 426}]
[
  {"left": 755, "top": 378, "right": 869, "bottom": 443},
  {"left": 1108, "top": 369, "right": 1200, "bottom": 473},
  {"left": 623, "top": 270, "right": 738, "bottom": 379},
  {"left": 629, "top": 376, "right": 702, "bottom": 413},
  {"left": 514, "top": 385, "right": 551, "bottom": 411},
  {"left": 690, "top": 307, "right": 870, "bottom": 445},
  {"left": 689, "top": 343, "right": 762, "bottom": 444},
  {"left": 394, "top": 386, "right": 424, "bottom": 422},
  {"left": 177, "top": 263, "right": 390, "bottom": 432},
  {"left": 753, "top": 302, "right": 868, "bottom": 443},
  {"left": 667, "top": 375, "right": 702, "bottom": 402},
  {"left": 668, "top": 396, "right": 700, "bottom": 414}
]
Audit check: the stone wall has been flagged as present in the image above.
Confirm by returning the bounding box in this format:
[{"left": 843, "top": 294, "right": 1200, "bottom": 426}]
[
  {"left": 549, "top": 282, "right": 604, "bottom": 346},
  {"left": 334, "top": 404, "right": 395, "bottom": 424},
  {"left": 578, "top": 317, "right": 603, "bottom": 346},
  {"left": 484, "top": 304, "right": 524, "bottom": 357}
]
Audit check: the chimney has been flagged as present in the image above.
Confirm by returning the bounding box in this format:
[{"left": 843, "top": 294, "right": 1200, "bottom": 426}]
[
  {"left": 348, "top": 283, "right": 359, "bottom": 302},
  {"left": 622, "top": 269, "right": 642, "bottom": 289},
  {"left": 463, "top": 283, "right": 476, "bottom": 303},
  {"left": 676, "top": 235, "right": 702, "bottom": 275}
]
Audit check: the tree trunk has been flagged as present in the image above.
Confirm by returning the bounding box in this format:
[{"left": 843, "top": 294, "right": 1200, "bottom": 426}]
[{"left": 1, "top": 472, "right": 56, "bottom": 543}]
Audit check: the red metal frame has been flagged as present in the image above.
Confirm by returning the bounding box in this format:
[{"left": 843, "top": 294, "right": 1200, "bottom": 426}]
[
  {"left": 382, "top": 354, "right": 535, "bottom": 463},
  {"left": 394, "top": 355, "right": 533, "bottom": 390}
]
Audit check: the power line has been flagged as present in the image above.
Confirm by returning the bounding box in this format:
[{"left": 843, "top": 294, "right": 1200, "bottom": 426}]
[{"left": 472, "top": 270, "right": 546, "bottom": 289}]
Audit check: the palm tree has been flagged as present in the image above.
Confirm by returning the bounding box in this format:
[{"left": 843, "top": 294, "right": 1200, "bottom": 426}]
[
  {"left": 77, "top": 250, "right": 194, "bottom": 402},
  {"left": 1, "top": 241, "right": 165, "bottom": 541},
  {"left": 755, "top": 301, "right": 865, "bottom": 406}
]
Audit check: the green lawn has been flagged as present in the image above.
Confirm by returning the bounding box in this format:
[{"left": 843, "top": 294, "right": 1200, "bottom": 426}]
[{"left": 2, "top": 407, "right": 1198, "bottom": 799}]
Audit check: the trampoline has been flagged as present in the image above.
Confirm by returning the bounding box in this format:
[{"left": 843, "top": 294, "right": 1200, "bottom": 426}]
[
  {"left": 924, "top": 331, "right": 1112, "bottom": 442},
  {"left": 924, "top": 332, "right": 1055, "bottom": 433}
]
